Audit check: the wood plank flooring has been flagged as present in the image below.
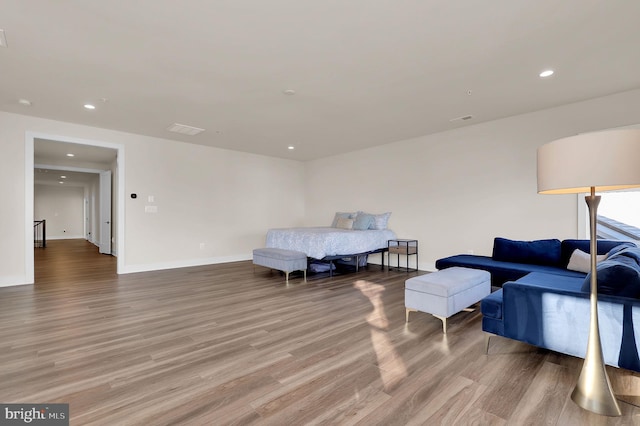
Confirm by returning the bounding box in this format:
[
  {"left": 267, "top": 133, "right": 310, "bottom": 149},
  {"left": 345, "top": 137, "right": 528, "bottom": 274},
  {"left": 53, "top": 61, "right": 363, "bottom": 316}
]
[{"left": 2, "top": 239, "right": 640, "bottom": 425}]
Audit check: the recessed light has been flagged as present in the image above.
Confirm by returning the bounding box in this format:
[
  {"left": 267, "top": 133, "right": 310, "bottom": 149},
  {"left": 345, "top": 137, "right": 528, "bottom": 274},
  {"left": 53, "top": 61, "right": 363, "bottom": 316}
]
[
  {"left": 84, "top": 104, "right": 96, "bottom": 110},
  {"left": 60, "top": 176, "right": 66, "bottom": 179},
  {"left": 66, "top": 153, "right": 74, "bottom": 157},
  {"left": 58, "top": 181, "right": 64, "bottom": 184},
  {"left": 539, "top": 70, "right": 554, "bottom": 78},
  {"left": 288, "top": 146, "right": 295, "bottom": 150},
  {"left": 283, "top": 89, "right": 296, "bottom": 96},
  {"left": 18, "top": 99, "right": 32, "bottom": 106}
]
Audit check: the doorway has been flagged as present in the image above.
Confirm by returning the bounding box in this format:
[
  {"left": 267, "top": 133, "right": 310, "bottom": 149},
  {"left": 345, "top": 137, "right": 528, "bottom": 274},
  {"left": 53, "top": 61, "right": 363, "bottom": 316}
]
[
  {"left": 35, "top": 165, "right": 112, "bottom": 253},
  {"left": 25, "top": 132, "right": 125, "bottom": 284}
]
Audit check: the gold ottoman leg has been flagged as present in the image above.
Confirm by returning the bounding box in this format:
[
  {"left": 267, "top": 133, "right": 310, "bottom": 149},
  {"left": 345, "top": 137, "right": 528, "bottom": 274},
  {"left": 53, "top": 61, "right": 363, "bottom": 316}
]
[
  {"left": 433, "top": 315, "right": 447, "bottom": 334},
  {"left": 405, "top": 308, "right": 417, "bottom": 322}
]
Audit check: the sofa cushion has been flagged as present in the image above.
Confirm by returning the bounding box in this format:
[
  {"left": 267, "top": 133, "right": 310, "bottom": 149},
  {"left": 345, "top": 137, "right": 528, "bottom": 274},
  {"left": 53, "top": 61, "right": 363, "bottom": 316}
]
[
  {"left": 492, "top": 237, "right": 561, "bottom": 267},
  {"left": 515, "top": 271, "right": 585, "bottom": 294},
  {"left": 582, "top": 247, "right": 640, "bottom": 298},
  {"left": 560, "top": 239, "right": 634, "bottom": 268},
  {"left": 481, "top": 288, "right": 503, "bottom": 320},
  {"left": 436, "top": 254, "right": 585, "bottom": 286}
]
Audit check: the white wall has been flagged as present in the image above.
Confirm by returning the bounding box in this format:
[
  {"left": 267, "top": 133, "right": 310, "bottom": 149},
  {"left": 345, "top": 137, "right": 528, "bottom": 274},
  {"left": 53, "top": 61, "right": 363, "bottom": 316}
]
[
  {"left": 0, "top": 115, "right": 31, "bottom": 285},
  {"left": 0, "top": 111, "right": 305, "bottom": 285},
  {"left": 34, "top": 184, "right": 85, "bottom": 239},
  {"left": 305, "top": 89, "right": 640, "bottom": 270},
  {"left": 2, "top": 89, "right": 639, "bottom": 285},
  {"left": 122, "top": 136, "right": 305, "bottom": 271}
]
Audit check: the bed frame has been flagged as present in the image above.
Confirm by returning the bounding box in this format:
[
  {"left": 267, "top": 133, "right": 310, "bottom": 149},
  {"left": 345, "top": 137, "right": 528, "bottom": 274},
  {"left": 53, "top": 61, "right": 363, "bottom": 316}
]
[{"left": 314, "top": 247, "right": 388, "bottom": 277}]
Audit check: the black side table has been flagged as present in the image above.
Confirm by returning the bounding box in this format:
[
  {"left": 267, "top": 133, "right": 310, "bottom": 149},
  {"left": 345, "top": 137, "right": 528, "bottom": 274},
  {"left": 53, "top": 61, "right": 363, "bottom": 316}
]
[{"left": 388, "top": 239, "right": 418, "bottom": 271}]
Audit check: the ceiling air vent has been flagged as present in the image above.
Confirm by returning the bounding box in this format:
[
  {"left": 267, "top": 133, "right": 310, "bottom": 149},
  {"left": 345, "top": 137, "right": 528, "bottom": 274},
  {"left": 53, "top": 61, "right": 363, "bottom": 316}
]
[
  {"left": 449, "top": 115, "right": 474, "bottom": 122},
  {"left": 167, "top": 123, "right": 205, "bottom": 136}
]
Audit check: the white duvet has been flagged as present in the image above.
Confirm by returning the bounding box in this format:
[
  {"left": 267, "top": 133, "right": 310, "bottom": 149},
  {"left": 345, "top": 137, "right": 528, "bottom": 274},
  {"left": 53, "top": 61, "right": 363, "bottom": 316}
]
[{"left": 265, "top": 226, "right": 397, "bottom": 259}]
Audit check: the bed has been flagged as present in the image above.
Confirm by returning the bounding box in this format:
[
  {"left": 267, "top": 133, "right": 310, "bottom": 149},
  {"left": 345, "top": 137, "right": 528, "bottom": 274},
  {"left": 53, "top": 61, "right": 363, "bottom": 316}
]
[{"left": 265, "top": 226, "right": 397, "bottom": 262}]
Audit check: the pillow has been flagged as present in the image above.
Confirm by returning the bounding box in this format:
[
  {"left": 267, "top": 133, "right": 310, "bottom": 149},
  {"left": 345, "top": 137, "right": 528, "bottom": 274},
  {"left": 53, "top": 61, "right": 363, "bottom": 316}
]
[
  {"left": 367, "top": 212, "right": 392, "bottom": 230},
  {"left": 335, "top": 217, "right": 354, "bottom": 230},
  {"left": 608, "top": 246, "right": 640, "bottom": 264},
  {"left": 606, "top": 243, "right": 637, "bottom": 258},
  {"left": 492, "top": 237, "right": 562, "bottom": 266},
  {"left": 566, "top": 249, "right": 607, "bottom": 273},
  {"left": 581, "top": 250, "right": 640, "bottom": 297},
  {"left": 560, "top": 240, "right": 633, "bottom": 267},
  {"left": 331, "top": 212, "right": 355, "bottom": 227},
  {"left": 352, "top": 213, "right": 374, "bottom": 230}
]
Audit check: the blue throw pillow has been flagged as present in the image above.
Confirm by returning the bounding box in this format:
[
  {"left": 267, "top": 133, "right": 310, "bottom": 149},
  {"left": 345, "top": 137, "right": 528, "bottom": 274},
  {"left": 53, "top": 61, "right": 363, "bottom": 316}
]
[
  {"left": 607, "top": 243, "right": 639, "bottom": 259},
  {"left": 582, "top": 247, "right": 640, "bottom": 297},
  {"left": 352, "top": 213, "right": 374, "bottom": 230},
  {"left": 492, "top": 237, "right": 562, "bottom": 266}
]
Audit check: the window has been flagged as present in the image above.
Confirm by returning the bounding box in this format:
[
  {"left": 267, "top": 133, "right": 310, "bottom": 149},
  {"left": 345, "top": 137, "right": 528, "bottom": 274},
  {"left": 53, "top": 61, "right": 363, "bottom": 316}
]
[{"left": 584, "top": 190, "right": 640, "bottom": 243}]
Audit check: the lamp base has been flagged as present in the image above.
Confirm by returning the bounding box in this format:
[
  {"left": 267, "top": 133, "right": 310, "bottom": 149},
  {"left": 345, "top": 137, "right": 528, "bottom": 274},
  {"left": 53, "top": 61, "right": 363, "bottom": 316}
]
[{"left": 571, "top": 366, "right": 621, "bottom": 416}]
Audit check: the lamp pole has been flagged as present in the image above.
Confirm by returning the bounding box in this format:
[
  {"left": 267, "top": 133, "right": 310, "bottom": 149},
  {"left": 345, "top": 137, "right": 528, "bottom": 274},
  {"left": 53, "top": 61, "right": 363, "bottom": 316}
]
[{"left": 570, "top": 187, "right": 621, "bottom": 416}]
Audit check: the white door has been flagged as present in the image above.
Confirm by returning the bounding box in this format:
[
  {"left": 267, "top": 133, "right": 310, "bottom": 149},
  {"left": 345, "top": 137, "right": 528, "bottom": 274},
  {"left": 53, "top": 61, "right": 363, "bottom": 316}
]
[{"left": 99, "top": 170, "right": 112, "bottom": 255}]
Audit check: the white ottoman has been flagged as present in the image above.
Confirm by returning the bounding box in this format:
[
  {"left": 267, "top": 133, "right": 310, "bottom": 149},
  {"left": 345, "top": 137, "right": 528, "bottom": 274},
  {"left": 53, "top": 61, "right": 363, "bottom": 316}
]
[
  {"left": 405, "top": 267, "right": 490, "bottom": 333},
  {"left": 253, "top": 248, "right": 307, "bottom": 284}
]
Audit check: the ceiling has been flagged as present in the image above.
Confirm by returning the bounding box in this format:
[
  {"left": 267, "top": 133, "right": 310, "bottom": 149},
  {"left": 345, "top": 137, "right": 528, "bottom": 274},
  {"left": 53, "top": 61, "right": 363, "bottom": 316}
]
[
  {"left": 2, "top": 1, "right": 640, "bottom": 161},
  {"left": 34, "top": 138, "right": 116, "bottom": 186},
  {"left": 34, "top": 138, "right": 117, "bottom": 165},
  {"left": 34, "top": 168, "right": 98, "bottom": 187}
]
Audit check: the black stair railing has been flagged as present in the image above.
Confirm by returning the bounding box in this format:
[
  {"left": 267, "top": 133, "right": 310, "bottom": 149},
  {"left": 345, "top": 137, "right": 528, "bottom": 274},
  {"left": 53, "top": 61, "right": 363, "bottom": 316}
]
[{"left": 34, "top": 220, "right": 46, "bottom": 248}]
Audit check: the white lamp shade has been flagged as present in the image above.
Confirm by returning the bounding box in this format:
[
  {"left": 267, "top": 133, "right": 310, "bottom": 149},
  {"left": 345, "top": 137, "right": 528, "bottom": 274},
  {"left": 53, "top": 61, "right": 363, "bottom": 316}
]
[{"left": 537, "top": 129, "right": 640, "bottom": 194}]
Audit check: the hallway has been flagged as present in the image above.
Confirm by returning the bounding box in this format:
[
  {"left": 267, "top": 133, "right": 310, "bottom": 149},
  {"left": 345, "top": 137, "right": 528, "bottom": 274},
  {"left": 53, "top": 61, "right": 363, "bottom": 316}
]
[{"left": 35, "top": 239, "right": 116, "bottom": 285}]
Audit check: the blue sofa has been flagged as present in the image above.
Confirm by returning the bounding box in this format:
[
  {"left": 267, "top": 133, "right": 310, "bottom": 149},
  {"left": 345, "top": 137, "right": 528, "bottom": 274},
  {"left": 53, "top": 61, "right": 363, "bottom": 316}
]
[
  {"left": 435, "top": 238, "right": 622, "bottom": 286},
  {"left": 436, "top": 238, "right": 640, "bottom": 372}
]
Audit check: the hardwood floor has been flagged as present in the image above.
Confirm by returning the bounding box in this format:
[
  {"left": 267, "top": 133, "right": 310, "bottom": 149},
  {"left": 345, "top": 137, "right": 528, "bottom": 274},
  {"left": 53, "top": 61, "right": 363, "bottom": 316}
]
[{"left": 2, "top": 239, "right": 640, "bottom": 425}]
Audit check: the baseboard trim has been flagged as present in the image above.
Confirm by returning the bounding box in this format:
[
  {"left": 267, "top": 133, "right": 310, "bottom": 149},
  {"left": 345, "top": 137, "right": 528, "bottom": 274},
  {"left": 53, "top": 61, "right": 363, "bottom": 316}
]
[
  {"left": 0, "top": 275, "right": 33, "bottom": 287},
  {"left": 48, "top": 235, "right": 85, "bottom": 240},
  {"left": 120, "top": 254, "right": 252, "bottom": 274}
]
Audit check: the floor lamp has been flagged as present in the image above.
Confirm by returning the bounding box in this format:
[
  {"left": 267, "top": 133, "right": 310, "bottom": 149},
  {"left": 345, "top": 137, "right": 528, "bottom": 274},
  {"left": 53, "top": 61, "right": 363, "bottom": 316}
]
[{"left": 537, "top": 129, "right": 640, "bottom": 416}]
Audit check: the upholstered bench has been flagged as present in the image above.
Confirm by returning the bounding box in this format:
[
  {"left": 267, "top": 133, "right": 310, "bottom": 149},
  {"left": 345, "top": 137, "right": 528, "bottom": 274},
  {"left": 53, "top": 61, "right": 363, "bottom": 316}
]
[
  {"left": 252, "top": 248, "right": 307, "bottom": 284},
  {"left": 405, "top": 267, "right": 490, "bottom": 333}
]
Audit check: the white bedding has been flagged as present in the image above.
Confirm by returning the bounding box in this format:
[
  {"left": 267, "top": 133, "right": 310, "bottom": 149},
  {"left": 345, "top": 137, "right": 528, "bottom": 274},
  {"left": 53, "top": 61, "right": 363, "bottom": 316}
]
[{"left": 265, "top": 227, "right": 397, "bottom": 259}]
